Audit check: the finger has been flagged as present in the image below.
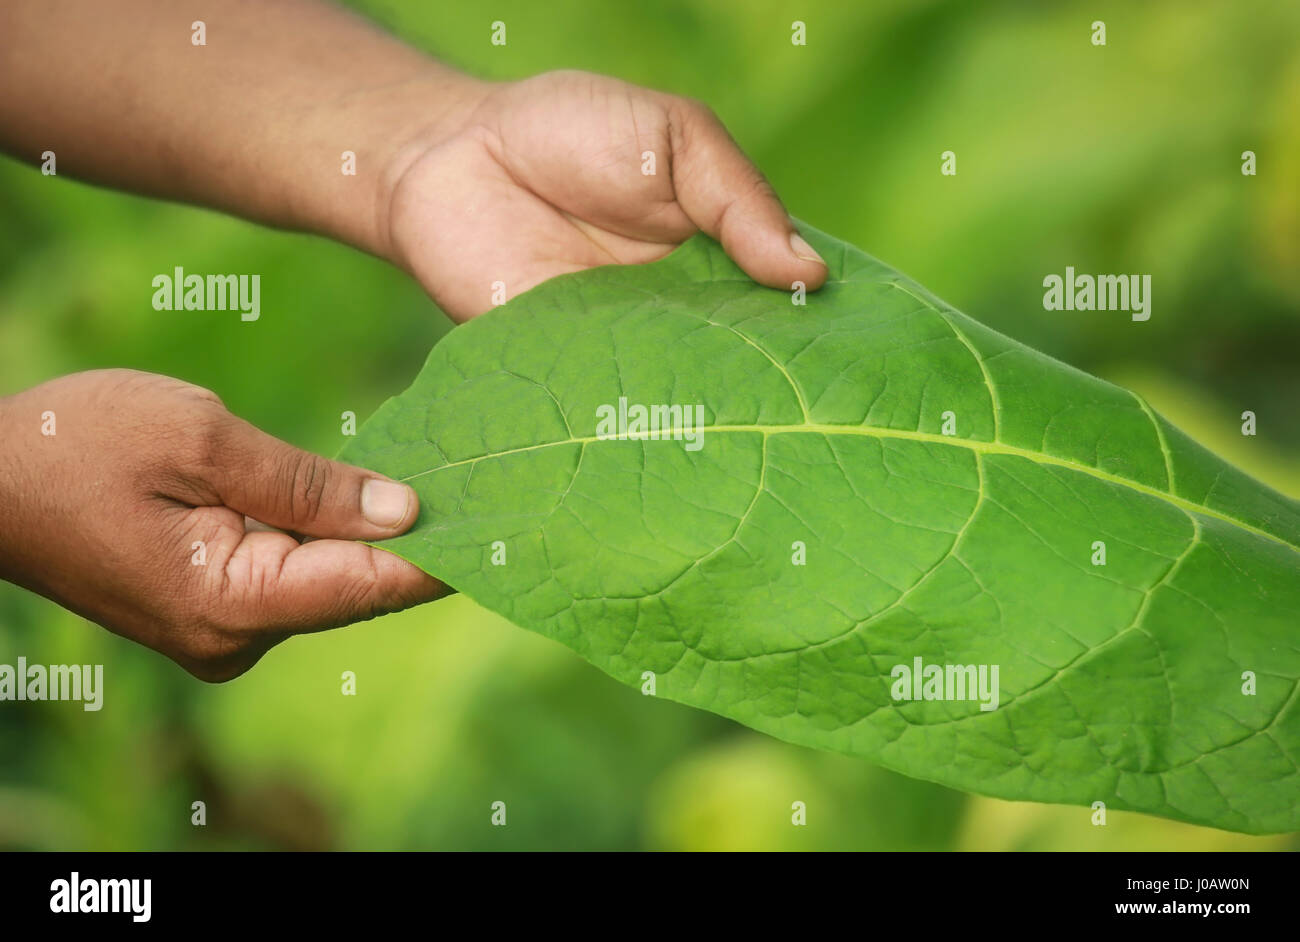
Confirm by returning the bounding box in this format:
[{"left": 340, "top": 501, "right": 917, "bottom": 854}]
[
  {"left": 667, "top": 98, "right": 828, "bottom": 292},
  {"left": 194, "top": 413, "right": 420, "bottom": 541},
  {"left": 222, "top": 529, "right": 445, "bottom": 635}
]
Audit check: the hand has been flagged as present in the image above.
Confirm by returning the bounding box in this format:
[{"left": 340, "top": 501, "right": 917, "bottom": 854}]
[
  {"left": 383, "top": 70, "right": 828, "bottom": 322},
  {"left": 0, "top": 370, "right": 444, "bottom": 681}
]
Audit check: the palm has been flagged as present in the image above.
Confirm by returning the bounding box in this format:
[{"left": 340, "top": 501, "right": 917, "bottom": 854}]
[{"left": 387, "top": 71, "right": 825, "bottom": 322}]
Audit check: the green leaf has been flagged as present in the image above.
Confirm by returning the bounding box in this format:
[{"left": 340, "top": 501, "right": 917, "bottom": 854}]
[{"left": 342, "top": 226, "right": 1300, "bottom": 834}]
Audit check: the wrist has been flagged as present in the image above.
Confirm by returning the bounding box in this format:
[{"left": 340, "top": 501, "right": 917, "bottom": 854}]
[
  {"left": 371, "top": 73, "right": 496, "bottom": 265},
  {"left": 337, "top": 69, "right": 494, "bottom": 266},
  {"left": 281, "top": 65, "right": 492, "bottom": 265}
]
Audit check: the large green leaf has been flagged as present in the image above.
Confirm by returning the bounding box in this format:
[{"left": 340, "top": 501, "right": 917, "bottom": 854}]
[{"left": 342, "top": 226, "right": 1300, "bottom": 834}]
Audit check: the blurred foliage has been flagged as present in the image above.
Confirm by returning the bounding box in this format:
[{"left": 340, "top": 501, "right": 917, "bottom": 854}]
[{"left": 0, "top": 0, "right": 1296, "bottom": 850}]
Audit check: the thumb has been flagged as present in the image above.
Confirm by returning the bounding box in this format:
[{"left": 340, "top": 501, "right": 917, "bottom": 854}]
[
  {"left": 667, "top": 98, "right": 828, "bottom": 292},
  {"left": 197, "top": 413, "right": 419, "bottom": 540}
]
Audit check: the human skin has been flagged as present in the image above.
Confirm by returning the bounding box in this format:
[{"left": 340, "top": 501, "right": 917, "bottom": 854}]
[
  {"left": 0, "top": 371, "right": 442, "bottom": 681},
  {"left": 0, "top": 0, "right": 827, "bottom": 678}
]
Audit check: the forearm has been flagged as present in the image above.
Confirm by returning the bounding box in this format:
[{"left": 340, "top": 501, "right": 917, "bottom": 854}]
[{"left": 0, "top": 0, "right": 486, "bottom": 259}]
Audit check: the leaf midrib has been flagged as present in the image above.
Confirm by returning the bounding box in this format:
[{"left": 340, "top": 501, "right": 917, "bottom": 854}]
[{"left": 400, "top": 422, "right": 1298, "bottom": 553}]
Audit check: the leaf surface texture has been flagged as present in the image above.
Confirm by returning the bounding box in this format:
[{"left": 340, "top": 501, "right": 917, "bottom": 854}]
[{"left": 343, "top": 228, "right": 1300, "bottom": 833}]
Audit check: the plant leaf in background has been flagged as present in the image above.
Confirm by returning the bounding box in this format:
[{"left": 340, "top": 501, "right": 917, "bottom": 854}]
[{"left": 342, "top": 226, "right": 1300, "bottom": 834}]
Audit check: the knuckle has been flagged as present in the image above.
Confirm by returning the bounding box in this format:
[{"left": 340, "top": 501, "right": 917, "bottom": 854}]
[
  {"left": 183, "top": 383, "right": 226, "bottom": 409},
  {"left": 715, "top": 172, "right": 778, "bottom": 233},
  {"left": 687, "top": 100, "right": 727, "bottom": 141},
  {"left": 283, "top": 451, "right": 332, "bottom": 524},
  {"left": 674, "top": 95, "right": 714, "bottom": 121},
  {"left": 694, "top": 100, "right": 720, "bottom": 124},
  {"left": 665, "top": 97, "right": 726, "bottom": 167},
  {"left": 738, "top": 171, "right": 777, "bottom": 206},
  {"left": 336, "top": 564, "right": 385, "bottom": 625},
  {"left": 744, "top": 164, "right": 775, "bottom": 192},
  {"left": 182, "top": 409, "right": 232, "bottom": 483},
  {"left": 114, "top": 370, "right": 210, "bottom": 409}
]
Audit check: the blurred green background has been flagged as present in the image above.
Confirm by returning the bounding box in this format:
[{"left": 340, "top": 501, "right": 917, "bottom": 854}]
[{"left": 1, "top": 0, "right": 1297, "bottom": 850}]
